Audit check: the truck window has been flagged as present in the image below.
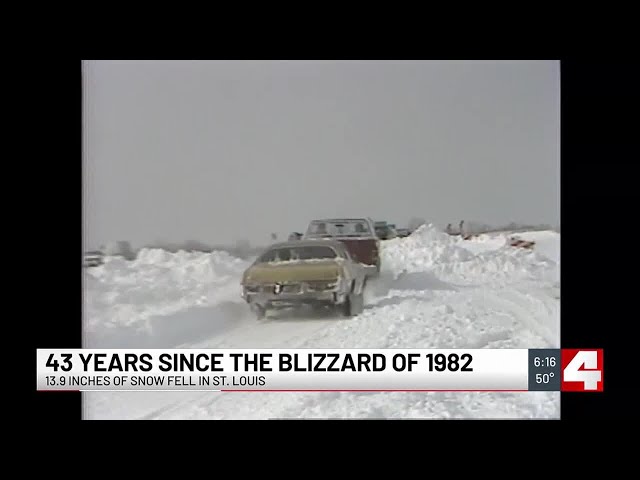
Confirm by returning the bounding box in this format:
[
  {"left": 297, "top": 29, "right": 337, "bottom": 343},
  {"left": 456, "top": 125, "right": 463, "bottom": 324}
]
[{"left": 307, "top": 220, "right": 372, "bottom": 237}]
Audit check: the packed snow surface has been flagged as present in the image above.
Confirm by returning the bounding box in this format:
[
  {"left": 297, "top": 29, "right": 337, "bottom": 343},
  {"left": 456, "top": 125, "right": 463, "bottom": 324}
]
[{"left": 83, "top": 225, "right": 560, "bottom": 419}]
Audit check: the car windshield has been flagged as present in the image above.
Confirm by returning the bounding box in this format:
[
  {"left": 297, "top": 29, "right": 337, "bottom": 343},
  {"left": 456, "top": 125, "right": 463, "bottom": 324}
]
[
  {"left": 257, "top": 246, "right": 338, "bottom": 263},
  {"left": 306, "top": 220, "right": 372, "bottom": 237}
]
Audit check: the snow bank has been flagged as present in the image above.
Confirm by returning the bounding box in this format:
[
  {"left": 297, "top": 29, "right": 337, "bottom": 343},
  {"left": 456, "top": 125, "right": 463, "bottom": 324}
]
[
  {"left": 455, "top": 233, "right": 508, "bottom": 254},
  {"left": 381, "top": 224, "right": 557, "bottom": 285},
  {"left": 83, "top": 249, "right": 251, "bottom": 347},
  {"left": 381, "top": 224, "right": 474, "bottom": 275}
]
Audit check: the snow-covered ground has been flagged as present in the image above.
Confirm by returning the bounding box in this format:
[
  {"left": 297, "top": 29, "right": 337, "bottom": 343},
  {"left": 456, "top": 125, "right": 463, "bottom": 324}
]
[{"left": 82, "top": 225, "right": 560, "bottom": 419}]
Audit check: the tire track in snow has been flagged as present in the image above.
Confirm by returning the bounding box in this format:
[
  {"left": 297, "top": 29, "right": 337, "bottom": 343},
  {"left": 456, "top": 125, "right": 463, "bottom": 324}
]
[
  {"left": 141, "top": 308, "right": 349, "bottom": 419},
  {"left": 140, "top": 280, "right": 560, "bottom": 419},
  {"left": 478, "top": 286, "right": 559, "bottom": 347}
]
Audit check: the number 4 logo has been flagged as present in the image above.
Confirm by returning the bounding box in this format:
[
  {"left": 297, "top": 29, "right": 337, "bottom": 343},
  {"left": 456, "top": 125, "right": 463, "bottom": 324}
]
[{"left": 561, "top": 349, "right": 604, "bottom": 392}]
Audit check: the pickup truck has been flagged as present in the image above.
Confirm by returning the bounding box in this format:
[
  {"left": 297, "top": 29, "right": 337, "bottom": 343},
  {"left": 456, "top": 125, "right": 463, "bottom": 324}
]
[{"left": 302, "top": 218, "right": 380, "bottom": 277}]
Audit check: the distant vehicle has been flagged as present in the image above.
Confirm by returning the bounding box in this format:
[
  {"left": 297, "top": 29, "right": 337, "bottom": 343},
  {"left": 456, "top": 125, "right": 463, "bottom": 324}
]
[
  {"left": 396, "top": 228, "right": 410, "bottom": 238},
  {"left": 240, "top": 239, "right": 367, "bottom": 319},
  {"left": 303, "top": 218, "right": 380, "bottom": 276},
  {"left": 83, "top": 250, "right": 104, "bottom": 267},
  {"left": 508, "top": 236, "right": 535, "bottom": 249},
  {"left": 374, "top": 221, "right": 397, "bottom": 240}
]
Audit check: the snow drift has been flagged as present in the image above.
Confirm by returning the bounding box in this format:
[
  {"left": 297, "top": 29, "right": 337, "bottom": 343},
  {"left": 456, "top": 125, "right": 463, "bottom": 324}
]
[
  {"left": 83, "top": 225, "right": 560, "bottom": 419},
  {"left": 83, "top": 248, "right": 251, "bottom": 348}
]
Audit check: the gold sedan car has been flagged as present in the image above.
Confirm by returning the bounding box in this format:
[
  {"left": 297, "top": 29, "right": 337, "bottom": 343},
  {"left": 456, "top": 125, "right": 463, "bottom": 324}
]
[{"left": 241, "top": 239, "right": 367, "bottom": 319}]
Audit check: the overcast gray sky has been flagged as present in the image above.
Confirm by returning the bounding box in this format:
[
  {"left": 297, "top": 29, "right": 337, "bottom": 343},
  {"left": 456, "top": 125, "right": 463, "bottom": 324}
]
[{"left": 83, "top": 60, "right": 559, "bottom": 250}]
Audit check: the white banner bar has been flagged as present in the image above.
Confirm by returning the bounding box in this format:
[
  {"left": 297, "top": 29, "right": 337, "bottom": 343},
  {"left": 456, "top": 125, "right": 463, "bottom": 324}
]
[{"left": 36, "top": 349, "right": 529, "bottom": 392}]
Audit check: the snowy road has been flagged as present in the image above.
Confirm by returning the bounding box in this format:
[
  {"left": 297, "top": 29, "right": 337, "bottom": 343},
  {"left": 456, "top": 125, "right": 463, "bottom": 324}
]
[{"left": 82, "top": 225, "right": 560, "bottom": 419}]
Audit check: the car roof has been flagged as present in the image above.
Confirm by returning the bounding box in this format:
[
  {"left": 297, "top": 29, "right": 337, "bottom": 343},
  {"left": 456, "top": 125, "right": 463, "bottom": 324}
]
[{"left": 309, "top": 218, "right": 373, "bottom": 224}]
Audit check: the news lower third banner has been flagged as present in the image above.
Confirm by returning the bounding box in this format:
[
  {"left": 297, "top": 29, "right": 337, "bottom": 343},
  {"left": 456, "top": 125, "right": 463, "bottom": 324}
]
[{"left": 36, "top": 349, "right": 604, "bottom": 393}]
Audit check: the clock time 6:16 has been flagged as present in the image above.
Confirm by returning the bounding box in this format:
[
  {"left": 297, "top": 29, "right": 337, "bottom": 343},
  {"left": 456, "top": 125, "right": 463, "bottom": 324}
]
[{"left": 534, "top": 356, "right": 556, "bottom": 368}]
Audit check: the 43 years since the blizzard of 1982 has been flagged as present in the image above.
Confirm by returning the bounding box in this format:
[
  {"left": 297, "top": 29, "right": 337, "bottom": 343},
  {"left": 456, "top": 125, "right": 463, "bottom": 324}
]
[{"left": 39, "top": 351, "right": 477, "bottom": 390}]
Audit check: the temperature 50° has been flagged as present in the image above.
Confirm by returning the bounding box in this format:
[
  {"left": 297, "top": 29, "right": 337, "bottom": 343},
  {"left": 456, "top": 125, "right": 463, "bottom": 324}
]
[{"left": 536, "top": 372, "right": 555, "bottom": 384}]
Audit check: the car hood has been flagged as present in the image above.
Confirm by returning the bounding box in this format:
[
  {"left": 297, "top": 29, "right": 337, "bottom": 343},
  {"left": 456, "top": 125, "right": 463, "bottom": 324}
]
[{"left": 243, "top": 261, "right": 342, "bottom": 284}]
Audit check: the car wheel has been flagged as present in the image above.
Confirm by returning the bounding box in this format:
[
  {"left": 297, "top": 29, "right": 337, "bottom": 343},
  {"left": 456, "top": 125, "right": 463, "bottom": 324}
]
[
  {"left": 251, "top": 304, "right": 267, "bottom": 320},
  {"left": 339, "top": 297, "right": 352, "bottom": 317},
  {"left": 353, "top": 293, "right": 364, "bottom": 314},
  {"left": 340, "top": 293, "right": 363, "bottom": 317}
]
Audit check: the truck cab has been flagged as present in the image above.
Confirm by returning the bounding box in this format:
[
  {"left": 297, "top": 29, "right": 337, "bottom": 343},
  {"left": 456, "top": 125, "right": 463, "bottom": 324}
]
[
  {"left": 303, "top": 218, "right": 380, "bottom": 276},
  {"left": 302, "top": 217, "right": 380, "bottom": 276}
]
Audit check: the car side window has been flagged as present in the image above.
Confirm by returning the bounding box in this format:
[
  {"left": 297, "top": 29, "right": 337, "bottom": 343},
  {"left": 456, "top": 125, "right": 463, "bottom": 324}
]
[
  {"left": 277, "top": 249, "right": 291, "bottom": 261},
  {"left": 257, "top": 250, "right": 274, "bottom": 263}
]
